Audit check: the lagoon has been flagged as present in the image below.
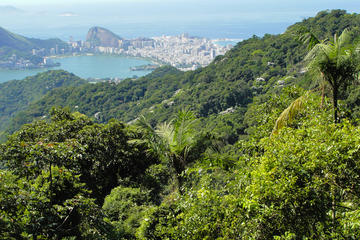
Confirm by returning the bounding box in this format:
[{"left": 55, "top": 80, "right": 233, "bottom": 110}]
[{"left": 0, "top": 55, "right": 154, "bottom": 83}]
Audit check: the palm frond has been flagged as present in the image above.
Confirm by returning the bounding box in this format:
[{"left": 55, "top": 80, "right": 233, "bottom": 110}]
[
  {"left": 271, "top": 94, "right": 308, "bottom": 136},
  {"left": 300, "top": 32, "right": 320, "bottom": 50},
  {"left": 131, "top": 115, "right": 168, "bottom": 158},
  {"left": 136, "top": 115, "right": 155, "bottom": 134},
  {"left": 337, "top": 28, "right": 350, "bottom": 48},
  {"left": 156, "top": 121, "right": 174, "bottom": 148},
  {"left": 304, "top": 43, "right": 331, "bottom": 63},
  {"left": 292, "top": 26, "right": 320, "bottom": 50},
  {"left": 173, "top": 109, "right": 197, "bottom": 152}
]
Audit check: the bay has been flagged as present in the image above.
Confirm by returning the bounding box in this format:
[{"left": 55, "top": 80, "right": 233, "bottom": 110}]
[
  {"left": 213, "top": 40, "right": 242, "bottom": 47},
  {"left": 0, "top": 55, "right": 154, "bottom": 83}
]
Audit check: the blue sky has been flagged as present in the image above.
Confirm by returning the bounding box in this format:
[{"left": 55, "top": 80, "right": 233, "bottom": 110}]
[{"left": 1, "top": 0, "right": 359, "bottom": 40}]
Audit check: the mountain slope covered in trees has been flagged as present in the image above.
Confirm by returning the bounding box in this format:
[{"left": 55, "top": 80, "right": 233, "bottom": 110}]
[
  {"left": 0, "top": 26, "right": 67, "bottom": 60},
  {"left": 2, "top": 9, "right": 360, "bottom": 239},
  {"left": 0, "top": 70, "right": 86, "bottom": 140},
  {"left": 6, "top": 10, "right": 360, "bottom": 143}
]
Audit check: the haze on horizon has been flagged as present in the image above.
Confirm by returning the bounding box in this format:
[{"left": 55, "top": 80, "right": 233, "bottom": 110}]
[{"left": 1, "top": 0, "right": 359, "bottom": 40}]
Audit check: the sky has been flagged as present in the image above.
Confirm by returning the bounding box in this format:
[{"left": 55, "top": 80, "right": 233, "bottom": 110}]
[{"left": 1, "top": 0, "right": 359, "bottom": 40}]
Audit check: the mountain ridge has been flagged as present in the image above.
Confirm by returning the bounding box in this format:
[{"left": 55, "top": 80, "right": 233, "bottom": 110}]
[{"left": 0, "top": 26, "right": 67, "bottom": 60}]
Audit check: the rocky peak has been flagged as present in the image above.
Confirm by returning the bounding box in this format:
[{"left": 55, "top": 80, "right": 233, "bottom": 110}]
[{"left": 86, "top": 26, "right": 123, "bottom": 48}]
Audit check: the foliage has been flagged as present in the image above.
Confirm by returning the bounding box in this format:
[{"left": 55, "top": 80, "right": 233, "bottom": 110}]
[
  {"left": 0, "top": 70, "right": 86, "bottom": 140},
  {"left": 2, "top": 10, "right": 360, "bottom": 239},
  {"left": 272, "top": 93, "right": 308, "bottom": 135},
  {"left": 243, "top": 118, "right": 360, "bottom": 239},
  {"left": 103, "top": 186, "right": 152, "bottom": 239},
  {"left": 135, "top": 89, "right": 360, "bottom": 239},
  {"left": 244, "top": 86, "right": 308, "bottom": 139},
  {"left": 304, "top": 29, "right": 360, "bottom": 122},
  {"left": 1, "top": 107, "right": 159, "bottom": 204},
  {"left": 134, "top": 109, "right": 213, "bottom": 192},
  {"left": 0, "top": 168, "right": 114, "bottom": 239},
  {"left": 6, "top": 10, "right": 360, "bottom": 144}
]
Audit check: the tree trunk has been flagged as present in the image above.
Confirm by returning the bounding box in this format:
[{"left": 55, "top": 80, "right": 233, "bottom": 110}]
[
  {"left": 333, "top": 86, "right": 339, "bottom": 123},
  {"left": 320, "top": 76, "right": 326, "bottom": 108},
  {"left": 320, "top": 83, "right": 325, "bottom": 108},
  {"left": 172, "top": 155, "right": 185, "bottom": 194},
  {"left": 49, "top": 161, "right": 53, "bottom": 202}
]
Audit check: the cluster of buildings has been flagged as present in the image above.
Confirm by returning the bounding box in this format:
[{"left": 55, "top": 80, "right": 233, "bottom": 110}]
[
  {"left": 0, "top": 53, "right": 58, "bottom": 70},
  {"left": 2, "top": 33, "right": 233, "bottom": 71},
  {"left": 69, "top": 33, "right": 232, "bottom": 71},
  {"left": 126, "top": 34, "right": 230, "bottom": 70},
  {"left": 32, "top": 44, "right": 69, "bottom": 57},
  {"left": 0, "top": 54, "right": 34, "bottom": 69}
]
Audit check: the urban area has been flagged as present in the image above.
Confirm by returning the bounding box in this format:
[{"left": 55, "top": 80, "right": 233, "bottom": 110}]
[{"left": 1, "top": 31, "right": 234, "bottom": 71}]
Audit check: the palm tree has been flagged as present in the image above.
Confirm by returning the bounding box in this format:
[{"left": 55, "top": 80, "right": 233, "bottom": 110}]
[
  {"left": 134, "top": 109, "right": 198, "bottom": 192},
  {"left": 304, "top": 29, "right": 360, "bottom": 123},
  {"left": 272, "top": 29, "right": 360, "bottom": 134}
]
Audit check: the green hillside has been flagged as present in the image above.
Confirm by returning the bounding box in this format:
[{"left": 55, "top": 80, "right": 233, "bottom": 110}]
[
  {"left": 7, "top": 10, "right": 360, "bottom": 142},
  {"left": 0, "top": 70, "right": 86, "bottom": 140},
  {"left": 0, "top": 26, "right": 67, "bottom": 60},
  {"left": 0, "top": 27, "right": 34, "bottom": 51},
  {"left": 2, "top": 9, "right": 360, "bottom": 239}
]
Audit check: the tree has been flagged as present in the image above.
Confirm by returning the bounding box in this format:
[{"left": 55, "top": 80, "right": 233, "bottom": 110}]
[
  {"left": 135, "top": 109, "right": 199, "bottom": 192},
  {"left": 1, "top": 107, "right": 158, "bottom": 204},
  {"left": 0, "top": 168, "right": 114, "bottom": 239},
  {"left": 304, "top": 29, "right": 360, "bottom": 123}
]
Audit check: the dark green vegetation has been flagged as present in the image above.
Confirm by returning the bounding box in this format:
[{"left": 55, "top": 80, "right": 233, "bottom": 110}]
[
  {"left": 9, "top": 10, "right": 360, "bottom": 144},
  {"left": 0, "top": 70, "right": 86, "bottom": 141},
  {"left": 0, "top": 26, "right": 67, "bottom": 61},
  {"left": 2, "top": 9, "right": 360, "bottom": 239}
]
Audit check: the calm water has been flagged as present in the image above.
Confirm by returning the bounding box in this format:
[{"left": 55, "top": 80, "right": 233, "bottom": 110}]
[
  {"left": 214, "top": 40, "right": 241, "bottom": 47},
  {"left": 0, "top": 55, "right": 153, "bottom": 83}
]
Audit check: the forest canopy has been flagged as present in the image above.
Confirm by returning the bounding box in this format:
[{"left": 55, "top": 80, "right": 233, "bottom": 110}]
[{"left": 2, "top": 9, "right": 360, "bottom": 239}]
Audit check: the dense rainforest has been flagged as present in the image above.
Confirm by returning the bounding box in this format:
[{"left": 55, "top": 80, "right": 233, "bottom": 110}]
[
  {"left": 2, "top": 9, "right": 360, "bottom": 239},
  {"left": 0, "top": 70, "right": 86, "bottom": 141}
]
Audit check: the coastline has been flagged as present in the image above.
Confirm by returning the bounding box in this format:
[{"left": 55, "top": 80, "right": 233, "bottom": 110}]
[
  {"left": 0, "top": 63, "right": 60, "bottom": 71},
  {"left": 50, "top": 53, "right": 163, "bottom": 66},
  {"left": 0, "top": 54, "right": 158, "bottom": 83}
]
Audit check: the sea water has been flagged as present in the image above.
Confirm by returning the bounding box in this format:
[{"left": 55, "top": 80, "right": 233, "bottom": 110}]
[{"left": 0, "top": 55, "right": 153, "bottom": 83}]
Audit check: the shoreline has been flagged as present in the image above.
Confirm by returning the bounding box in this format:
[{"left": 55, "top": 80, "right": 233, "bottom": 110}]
[
  {"left": 50, "top": 53, "right": 163, "bottom": 66},
  {"left": 0, "top": 54, "right": 160, "bottom": 83},
  {"left": 0, "top": 64, "right": 60, "bottom": 71}
]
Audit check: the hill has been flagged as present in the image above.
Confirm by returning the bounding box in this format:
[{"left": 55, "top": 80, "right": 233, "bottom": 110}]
[
  {"left": 86, "top": 26, "right": 124, "bottom": 48},
  {"left": 7, "top": 10, "right": 360, "bottom": 143},
  {"left": 3, "top": 9, "right": 360, "bottom": 239},
  {"left": 0, "top": 26, "right": 67, "bottom": 60},
  {"left": 0, "top": 27, "right": 34, "bottom": 52},
  {"left": 6, "top": 66, "right": 183, "bottom": 133},
  {"left": 0, "top": 70, "right": 86, "bottom": 140}
]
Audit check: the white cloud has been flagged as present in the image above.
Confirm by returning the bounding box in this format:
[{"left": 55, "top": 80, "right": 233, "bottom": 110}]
[{"left": 59, "top": 12, "right": 78, "bottom": 17}]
